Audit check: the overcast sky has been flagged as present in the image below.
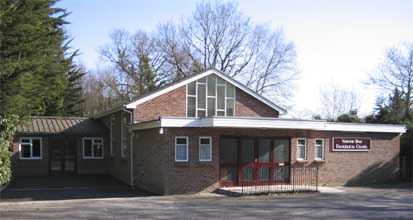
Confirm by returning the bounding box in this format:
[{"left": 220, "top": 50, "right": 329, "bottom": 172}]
[{"left": 58, "top": 0, "right": 413, "bottom": 118}]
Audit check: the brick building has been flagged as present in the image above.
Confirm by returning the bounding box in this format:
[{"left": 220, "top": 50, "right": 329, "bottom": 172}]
[{"left": 12, "top": 69, "right": 406, "bottom": 194}]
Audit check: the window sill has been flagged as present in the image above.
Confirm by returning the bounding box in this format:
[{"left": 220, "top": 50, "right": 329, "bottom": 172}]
[
  {"left": 19, "top": 157, "right": 42, "bottom": 160},
  {"left": 314, "top": 159, "right": 326, "bottom": 162},
  {"left": 82, "top": 157, "right": 104, "bottom": 160},
  {"left": 296, "top": 159, "right": 308, "bottom": 162}
]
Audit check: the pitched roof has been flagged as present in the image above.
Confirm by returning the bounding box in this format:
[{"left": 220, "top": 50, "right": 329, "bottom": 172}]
[
  {"left": 125, "top": 69, "right": 287, "bottom": 114},
  {"left": 17, "top": 116, "right": 107, "bottom": 135}
]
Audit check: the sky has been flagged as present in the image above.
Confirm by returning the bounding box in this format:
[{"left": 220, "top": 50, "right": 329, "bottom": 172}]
[{"left": 57, "top": 0, "right": 413, "bottom": 118}]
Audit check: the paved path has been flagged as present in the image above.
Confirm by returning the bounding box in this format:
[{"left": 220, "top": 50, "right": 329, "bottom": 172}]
[{"left": 0, "top": 187, "right": 412, "bottom": 220}]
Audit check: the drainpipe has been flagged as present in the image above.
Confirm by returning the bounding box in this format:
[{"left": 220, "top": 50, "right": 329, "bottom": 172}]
[{"left": 122, "top": 107, "right": 134, "bottom": 187}]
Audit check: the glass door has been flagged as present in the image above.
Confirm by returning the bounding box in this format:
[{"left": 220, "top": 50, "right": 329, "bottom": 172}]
[
  {"left": 220, "top": 138, "right": 238, "bottom": 186},
  {"left": 274, "top": 139, "right": 290, "bottom": 182}
]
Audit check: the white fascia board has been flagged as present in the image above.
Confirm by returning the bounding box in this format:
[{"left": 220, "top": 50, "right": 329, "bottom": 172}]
[
  {"left": 212, "top": 117, "right": 326, "bottom": 130},
  {"left": 129, "top": 120, "right": 161, "bottom": 131},
  {"left": 160, "top": 117, "right": 213, "bottom": 127},
  {"left": 125, "top": 69, "right": 287, "bottom": 114},
  {"left": 130, "top": 117, "right": 406, "bottom": 134},
  {"left": 125, "top": 70, "right": 216, "bottom": 109},
  {"left": 324, "top": 122, "right": 406, "bottom": 133}
]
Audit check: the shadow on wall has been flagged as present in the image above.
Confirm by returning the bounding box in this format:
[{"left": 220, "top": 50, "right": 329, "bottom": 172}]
[{"left": 345, "top": 155, "right": 400, "bottom": 186}]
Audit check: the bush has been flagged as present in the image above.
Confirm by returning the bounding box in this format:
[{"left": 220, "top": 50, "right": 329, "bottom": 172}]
[{"left": 0, "top": 115, "right": 18, "bottom": 187}]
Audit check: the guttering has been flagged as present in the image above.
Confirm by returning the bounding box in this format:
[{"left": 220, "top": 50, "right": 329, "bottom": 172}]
[{"left": 130, "top": 117, "right": 406, "bottom": 134}]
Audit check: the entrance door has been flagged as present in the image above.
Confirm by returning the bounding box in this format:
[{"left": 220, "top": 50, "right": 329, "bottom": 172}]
[
  {"left": 220, "top": 137, "right": 291, "bottom": 186},
  {"left": 50, "top": 136, "right": 76, "bottom": 175},
  {"left": 274, "top": 139, "right": 290, "bottom": 182},
  {"left": 220, "top": 138, "right": 238, "bottom": 186}
]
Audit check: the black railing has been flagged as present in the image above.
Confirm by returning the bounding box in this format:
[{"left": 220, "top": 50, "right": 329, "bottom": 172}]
[{"left": 240, "top": 165, "right": 319, "bottom": 196}]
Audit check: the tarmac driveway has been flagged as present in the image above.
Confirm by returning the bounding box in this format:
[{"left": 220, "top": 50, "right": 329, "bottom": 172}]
[
  {"left": 0, "top": 175, "right": 147, "bottom": 201},
  {"left": 0, "top": 186, "right": 412, "bottom": 220}
]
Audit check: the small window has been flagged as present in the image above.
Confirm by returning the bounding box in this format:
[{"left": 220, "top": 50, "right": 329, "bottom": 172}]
[
  {"left": 297, "top": 138, "right": 307, "bottom": 160},
  {"left": 19, "top": 137, "right": 42, "bottom": 159},
  {"left": 83, "top": 138, "right": 103, "bottom": 159},
  {"left": 175, "top": 137, "right": 188, "bottom": 162},
  {"left": 199, "top": 137, "right": 212, "bottom": 161},
  {"left": 314, "top": 139, "right": 324, "bottom": 160},
  {"left": 187, "top": 82, "right": 196, "bottom": 95}
]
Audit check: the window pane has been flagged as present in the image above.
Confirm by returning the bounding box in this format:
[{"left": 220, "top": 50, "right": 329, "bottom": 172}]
[
  {"left": 316, "top": 139, "right": 323, "bottom": 146},
  {"left": 207, "top": 75, "right": 216, "bottom": 96},
  {"left": 217, "top": 110, "right": 225, "bottom": 116},
  {"left": 198, "top": 110, "right": 206, "bottom": 117},
  {"left": 207, "top": 98, "right": 216, "bottom": 117},
  {"left": 84, "top": 139, "right": 92, "bottom": 157},
  {"left": 197, "top": 84, "right": 206, "bottom": 108},
  {"left": 200, "top": 138, "right": 210, "bottom": 145},
  {"left": 94, "top": 143, "right": 103, "bottom": 157},
  {"left": 226, "top": 83, "right": 235, "bottom": 98},
  {"left": 220, "top": 138, "right": 237, "bottom": 163},
  {"left": 198, "top": 77, "right": 206, "bottom": 83},
  {"left": 316, "top": 146, "right": 323, "bottom": 159},
  {"left": 21, "top": 144, "right": 31, "bottom": 158},
  {"left": 176, "top": 137, "right": 187, "bottom": 145},
  {"left": 217, "top": 77, "right": 225, "bottom": 85},
  {"left": 176, "top": 144, "right": 188, "bottom": 161},
  {"left": 32, "top": 139, "right": 41, "bottom": 157},
  {"left": 274, "top": 139, "right": 290, "bottom": 162},
  {"left": 187, "top": 82, "right": 196, "bottom": 95},
  {"left": 298, "top": 145, "right": 306, "bottom": 159},
  {"left": 217, "top": 86, "right": 225, "bottom": 109},
  {"left": 258, "top": 139, "right": 270, "bottom": 162},
  {"left": 241, "top": 139, "right": 254, "bottom": 163},
  {"left": 187, "top": 97, "right": 196, "bottom": 117},
  {"left": 200, "top": 144, "right": 211, "bottom": 161},
  {"left": 298, "top": 139, "right": 306, "bottom": 146},
  {"left": 21, "top": 139, "right": 30, "bottom": 143},
  {"left": 226, "top": 99, "right": 234, "bottom": 116}
]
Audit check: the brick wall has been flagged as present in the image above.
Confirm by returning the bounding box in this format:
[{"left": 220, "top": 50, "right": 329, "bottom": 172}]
[
  {"left": 133, "top": 128, "right": 169, "bottom": 194},
  {"left": 136, "top": 127, "right": 400, "bottom": 194},
  {"left": 133, "top": 86, "right": 279, "bottom": 122},
  {"left": 235, "top": 89, "right": 279, "bottom": 118},
  {"left": 98, "top": 111, "right": 132, "bottom": 185},
  {"left": 12, "top": 136, "right": 49, "bottom": 176}
]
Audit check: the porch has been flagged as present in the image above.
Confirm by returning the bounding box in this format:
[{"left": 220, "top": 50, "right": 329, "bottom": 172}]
[{"left": 219, "top": 137, "right": 319, "bottom": 195}]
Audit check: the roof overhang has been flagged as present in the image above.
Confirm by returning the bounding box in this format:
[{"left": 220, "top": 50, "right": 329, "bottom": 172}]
[
  {"left": 130, "top": 117, "right": 406, "bottom": 134},
  {"left": 125, "top": 69, "right": 287, "bottom": 115}
]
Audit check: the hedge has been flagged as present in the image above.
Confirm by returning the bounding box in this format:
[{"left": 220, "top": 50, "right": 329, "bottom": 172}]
[{"left": 0, "top": 115, "right": 18, "bottom": 187}]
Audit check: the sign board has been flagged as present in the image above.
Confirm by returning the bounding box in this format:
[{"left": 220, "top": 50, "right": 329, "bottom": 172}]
[{"left": 332, "top": 137, "right": 370, "bottom": 152}]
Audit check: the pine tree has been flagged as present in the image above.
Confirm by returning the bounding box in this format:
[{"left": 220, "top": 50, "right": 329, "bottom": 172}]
[{"left": 0, "top": 0, "right": 84, "bottom": 116}]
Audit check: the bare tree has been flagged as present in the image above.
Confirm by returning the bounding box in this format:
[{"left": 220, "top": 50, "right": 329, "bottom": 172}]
[
  {"left": 100, "top": 1, "right": 298, "bottom": 105},
  {"left": 100, "top": 30, "right": 175, "bottom": 100},
  {"left": 369, "top": 43, "right": 413, "bottom": 118},
  {"left": 318, "top": 84, "right": 361, "bottom": 121},
  {"left": 157, "top": 1, "right": 298, "bottom": 103}
]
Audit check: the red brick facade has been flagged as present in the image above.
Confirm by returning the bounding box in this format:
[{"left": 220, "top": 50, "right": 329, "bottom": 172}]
[
  {"left": 132, "top": 127, "right": 400, "bottom": 195},
  {"left": 134, "top": 86, "right": 279, "bottom": 122}
]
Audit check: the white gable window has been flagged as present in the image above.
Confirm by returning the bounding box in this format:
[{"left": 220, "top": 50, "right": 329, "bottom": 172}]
[
  {"left": 199, "top": 137, "right": 212, "bottom": 161},
  {"left": 314, "top": 139, "right": 324, "bottom": 160},
  {"left": 175, "top": 137, "right": 188, "bottom": 162},
  {"left": 187, "top": 75, "right": 236, "bottom": 117},
  {"left": 297, "top": 138, "right": 307, "bottom": 160},
  {"left": 83, "top": 138, "right": 104, "bottom": 159},
  {"left": 19, "top": 137, "right": 42, "bottom": 159}
]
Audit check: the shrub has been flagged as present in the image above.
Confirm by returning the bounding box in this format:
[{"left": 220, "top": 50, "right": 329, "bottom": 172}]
[{"left": 0, "top": 115, "right": 18, "bottom": 186}]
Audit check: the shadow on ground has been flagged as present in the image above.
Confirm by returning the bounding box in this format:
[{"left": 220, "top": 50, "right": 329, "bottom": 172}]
[{"left": 0, "top": 175, "right": 149, "bottom": 202}]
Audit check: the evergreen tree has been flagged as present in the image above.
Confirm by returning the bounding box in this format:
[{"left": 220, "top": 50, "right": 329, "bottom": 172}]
[
  {"left": 365, "top": 88, "right": 411, "bottom": 126},
  {"left": 0, "top": 0, "right": 84, "bottom": 116}
]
